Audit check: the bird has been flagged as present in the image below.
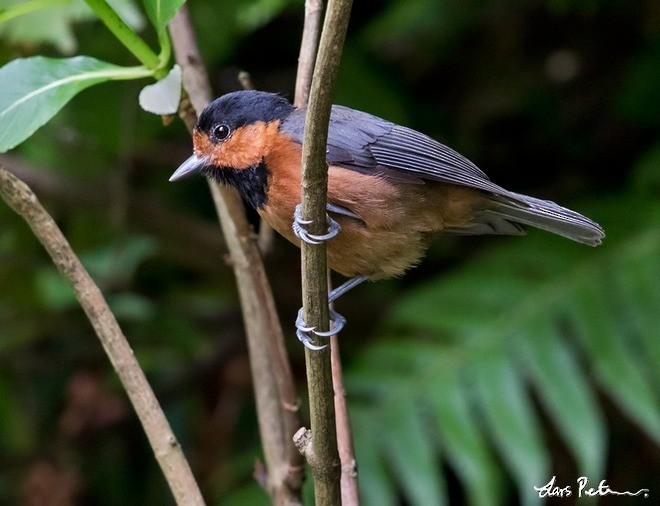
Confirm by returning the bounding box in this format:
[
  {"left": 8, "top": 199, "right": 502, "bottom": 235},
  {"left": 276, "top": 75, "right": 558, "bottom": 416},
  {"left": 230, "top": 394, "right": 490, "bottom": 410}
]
[{"left": 171, "top": 90, "right": 604, "bottom": 348}]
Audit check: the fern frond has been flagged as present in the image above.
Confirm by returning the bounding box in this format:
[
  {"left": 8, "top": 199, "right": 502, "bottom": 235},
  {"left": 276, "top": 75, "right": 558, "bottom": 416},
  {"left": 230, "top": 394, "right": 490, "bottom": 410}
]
[{"left": 346, "top": 195, "right": 660, "bottom": 505}]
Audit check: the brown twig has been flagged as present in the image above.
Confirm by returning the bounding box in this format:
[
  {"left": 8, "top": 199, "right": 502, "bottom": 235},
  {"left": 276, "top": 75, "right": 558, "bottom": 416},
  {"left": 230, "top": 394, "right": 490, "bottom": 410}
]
[
  {"left": 294, "top": 1, "right": 359, "bottom": 503},
  {"left": 298, "top": 0, "right": 353, "bottom": 503},
  {"left": 295, "top": 0, "right": 324, "bottom": 107},
  {"left": 169, "top": 6, "right": 304, "bottom": 504},
  {"left": 331, "top": 337, "right": 359, "bottom": 504},
  {"left": 0, "top": 163, "right": 205, "bottom": 506}
]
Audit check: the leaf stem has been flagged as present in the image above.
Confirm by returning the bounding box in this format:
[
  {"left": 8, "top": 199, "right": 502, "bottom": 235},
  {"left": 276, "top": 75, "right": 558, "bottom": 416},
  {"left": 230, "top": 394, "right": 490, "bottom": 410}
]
[{"left": 83, "top": 0, "right": 165, "bottom": 78}]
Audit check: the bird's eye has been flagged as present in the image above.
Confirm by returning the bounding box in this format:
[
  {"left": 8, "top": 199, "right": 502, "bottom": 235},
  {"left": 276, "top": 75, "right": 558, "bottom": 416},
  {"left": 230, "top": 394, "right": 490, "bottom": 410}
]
[{"left": 212, "top": 124, "right": 231, "bottom": 142}]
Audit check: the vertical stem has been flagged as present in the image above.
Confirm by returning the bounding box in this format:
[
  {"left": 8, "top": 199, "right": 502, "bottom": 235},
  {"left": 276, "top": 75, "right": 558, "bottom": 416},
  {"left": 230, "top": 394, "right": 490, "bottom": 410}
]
[
  {"left": 299, "top": 0, "right": 353, "bottom": 503},
  {"left": 295, "top": 0, "right": 324, "bottom": 107},
  {"left": 295, "top": 1, "right": 360, "bottom": 502},
  {"left": 83, "top": 0, "right": 164, "bottom": 76},
  {"left": 331, "top": 335, "right": 359, "bottom": 504}
]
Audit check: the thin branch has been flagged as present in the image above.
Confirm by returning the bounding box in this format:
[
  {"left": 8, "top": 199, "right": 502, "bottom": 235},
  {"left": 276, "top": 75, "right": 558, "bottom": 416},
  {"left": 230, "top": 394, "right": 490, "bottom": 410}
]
[
  {"left": 331, "top": 334, "right": 359, "bottom": 504},
  {"left": 169, "top": 6, "right": 304, "bottom": 505},
  {"left": 0, "top": 163, "right": 205, "bottom": 506},
  {"left": 295, "top": 1, "right": 359, "bottom": 502},
  {"left": 295, "top": 0, "right": 324, "bottom": 107},
  {"left": 298, "top": 0, "right": 353, "bottom": 503}
]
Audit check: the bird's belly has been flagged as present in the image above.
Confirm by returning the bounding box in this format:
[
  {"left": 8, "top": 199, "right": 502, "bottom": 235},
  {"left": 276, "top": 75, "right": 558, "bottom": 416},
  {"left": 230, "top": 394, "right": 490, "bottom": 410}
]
[
  {"left": 259, "top": 203, "right": 428, "bottom": 279},
  {"left": 258, "top": 165, "right": 485, "bottom": 280},
  {"left": 325, "top": 221, "right": 429, "bottom": 279}
]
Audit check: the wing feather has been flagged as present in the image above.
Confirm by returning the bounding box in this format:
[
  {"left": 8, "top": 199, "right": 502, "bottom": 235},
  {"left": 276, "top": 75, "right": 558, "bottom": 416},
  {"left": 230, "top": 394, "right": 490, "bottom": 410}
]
[{"left": 280, "top": 104, "right": 604, "bottom": 245}]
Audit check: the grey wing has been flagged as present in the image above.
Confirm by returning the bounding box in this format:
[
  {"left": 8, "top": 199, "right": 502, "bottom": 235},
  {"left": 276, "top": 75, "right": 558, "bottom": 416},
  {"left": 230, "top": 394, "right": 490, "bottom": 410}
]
[
  {"left": 368, "top": 123, "right": 604, "bottom": 245},
  {"left": 281, "top": 105, "right": 391, "bottom": 172},
  {"left": 281, "top": 105, "right": 604, "bottom": 245},
  {"left": 283, "top": 105, "right": 504, "bottom": 190}
]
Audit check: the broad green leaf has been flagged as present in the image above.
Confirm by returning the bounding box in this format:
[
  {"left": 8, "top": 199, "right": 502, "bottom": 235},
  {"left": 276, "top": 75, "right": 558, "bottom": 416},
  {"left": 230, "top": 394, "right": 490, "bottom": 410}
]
[
  {"left": 0, "top": 56, "right": 151, "bottom": 152},
  {"left": 427, "top": 367, "right": 503, "bottom": 506},
  {"left": 381, "top": 400, "right": 446, "bottom": 506},
  {"left": 517, "top": 322, "right": 606, "bottom": 479},
  {"left": 475, "top": 354, "right": 549, "bottom": 506},
  {"left": 142, "top": 0, "right": 184, "bottom": 34}
]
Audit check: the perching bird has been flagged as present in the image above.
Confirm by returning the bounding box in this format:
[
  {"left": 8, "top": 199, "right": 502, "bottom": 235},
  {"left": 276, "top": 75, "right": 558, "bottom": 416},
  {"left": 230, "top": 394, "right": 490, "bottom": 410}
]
[{"left": 171, "top": 90, "right": 604, "bottom": 347}]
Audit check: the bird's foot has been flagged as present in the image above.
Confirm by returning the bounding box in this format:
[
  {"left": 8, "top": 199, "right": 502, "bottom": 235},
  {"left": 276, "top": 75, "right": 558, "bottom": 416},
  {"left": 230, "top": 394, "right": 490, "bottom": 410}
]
[
  {"left": 295, "top": 307, "right": 346, "bottom": 350},
  {"left": 293, "top": 203, "right": 341, "bottom": 245}
]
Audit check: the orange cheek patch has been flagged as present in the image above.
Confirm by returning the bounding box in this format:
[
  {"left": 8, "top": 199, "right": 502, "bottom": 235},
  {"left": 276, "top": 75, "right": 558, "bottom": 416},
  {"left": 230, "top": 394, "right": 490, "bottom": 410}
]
[
  {"left": 193, "top": 121, "right": 282, "bottom": 170},
  {"left": 193, "top": 130, "right": 214, "bottom": 160}
]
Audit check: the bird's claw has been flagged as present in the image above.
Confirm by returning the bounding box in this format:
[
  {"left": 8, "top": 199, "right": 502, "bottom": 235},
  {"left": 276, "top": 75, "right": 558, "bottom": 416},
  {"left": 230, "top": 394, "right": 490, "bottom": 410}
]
[
  {"left": 295, "top": 307, "right": 347, "bottom": 350},
  {"left": 293, "top": 204, "right": 341, "bottom": 245}
]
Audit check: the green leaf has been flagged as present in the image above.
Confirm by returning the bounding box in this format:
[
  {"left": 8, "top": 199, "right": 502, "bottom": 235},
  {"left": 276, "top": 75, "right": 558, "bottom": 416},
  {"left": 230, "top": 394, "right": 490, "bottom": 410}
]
[
  {"left": 0, "top": 0, "right": 145, "bottom": 54},
  {"left": 142, "top": 0, "right": 184, "bottom": 34},
  {"left": 614, "top": 257, "right": 660, "bottom": 388},
  {"left": 0, "top": 0, "right": 90, "bottom": 53},
  {"left": 474, "top": 354, "right": 549, "bottom": 506},
  {"left": 345, "top": 193, "right": 659, "bottom": 505},
  {"left": 381, "top": 399, "right": 446, "bottom": 506},
  {"left": 568, "top": 277, "right": 660, "bottom": 443},
  {"left": 353, "top": 408, "right": 397, "bottom": 506},
  {"left": 35, "top": 267, "right": 78, "bottom": 311},
  {"left": 0, "top": 56, "right": 151, "bottom": 152},
  {"left": 517, "top": 322, "right": 606, "bottom": 479},
  {"left": 427, "top": 367, "right": 503, "bottom": 506}
]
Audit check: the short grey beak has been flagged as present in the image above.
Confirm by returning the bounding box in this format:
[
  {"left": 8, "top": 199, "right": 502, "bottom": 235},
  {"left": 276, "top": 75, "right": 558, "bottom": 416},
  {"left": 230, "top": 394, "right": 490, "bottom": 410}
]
[{"left": 169, "top": 154, "right": 210, "bottom": 182}]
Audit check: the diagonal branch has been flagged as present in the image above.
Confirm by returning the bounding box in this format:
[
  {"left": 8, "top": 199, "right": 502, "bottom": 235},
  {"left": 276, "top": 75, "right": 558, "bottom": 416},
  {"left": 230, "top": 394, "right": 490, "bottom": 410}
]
[
  {"left": 169, "top": 6, "right": 304, "bottom": 505},
  {"left": 0, "top": 163, "right": 205, "bottom": 506}
]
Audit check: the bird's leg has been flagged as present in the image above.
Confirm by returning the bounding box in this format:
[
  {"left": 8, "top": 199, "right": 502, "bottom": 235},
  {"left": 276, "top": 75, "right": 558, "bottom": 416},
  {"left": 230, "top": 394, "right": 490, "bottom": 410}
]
[
  {"left": 292, "top": 203, "right": 366, "bottom": 350},
  {"left": 329, "top": 275, "right": 367, "bottom": 303},
  {"left": 296, "top": 275, "right": 367, "bottom": 350},
  {"left": 294, "top": 276, "right": 367, "bottom": 350}
]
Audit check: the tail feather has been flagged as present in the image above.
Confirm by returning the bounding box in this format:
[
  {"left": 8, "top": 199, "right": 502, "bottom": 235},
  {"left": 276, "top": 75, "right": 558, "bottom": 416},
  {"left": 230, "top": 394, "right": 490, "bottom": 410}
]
[{"left": 480, "top": 192, "right": 605, "bottom": 246}]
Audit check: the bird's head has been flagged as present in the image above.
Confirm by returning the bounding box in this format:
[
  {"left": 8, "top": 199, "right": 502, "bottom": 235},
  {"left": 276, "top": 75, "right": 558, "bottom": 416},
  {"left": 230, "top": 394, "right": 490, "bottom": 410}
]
[{"left": 170, "top": 90, "right": 294, "bottom": 181}]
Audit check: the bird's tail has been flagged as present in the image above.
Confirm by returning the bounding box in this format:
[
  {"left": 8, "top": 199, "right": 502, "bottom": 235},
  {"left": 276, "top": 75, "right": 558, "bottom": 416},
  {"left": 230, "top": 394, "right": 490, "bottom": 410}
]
[{"left": 480, "top": 191, "right": 605, "bottom": 246}]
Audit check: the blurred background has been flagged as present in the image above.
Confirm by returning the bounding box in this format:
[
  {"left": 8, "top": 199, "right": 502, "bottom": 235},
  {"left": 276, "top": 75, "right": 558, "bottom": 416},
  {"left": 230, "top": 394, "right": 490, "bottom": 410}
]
[{"left": 0, "top": 0, "right": 659, "bottom": 504}]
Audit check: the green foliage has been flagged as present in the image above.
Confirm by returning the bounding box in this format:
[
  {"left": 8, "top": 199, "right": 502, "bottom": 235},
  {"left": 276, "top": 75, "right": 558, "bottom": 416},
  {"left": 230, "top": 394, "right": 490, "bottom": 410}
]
[
  {"left": 142, "top": 0, "right": 185, "bottom": 35},
  {"left": 348, "top": 190, "right": 660, "bottom": 505},
  {"left": 0, "top": 0, "right": 183, "bottom": 152},
  {"left": 0, "top": 56, "right": 150, "bottom": 152}
]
